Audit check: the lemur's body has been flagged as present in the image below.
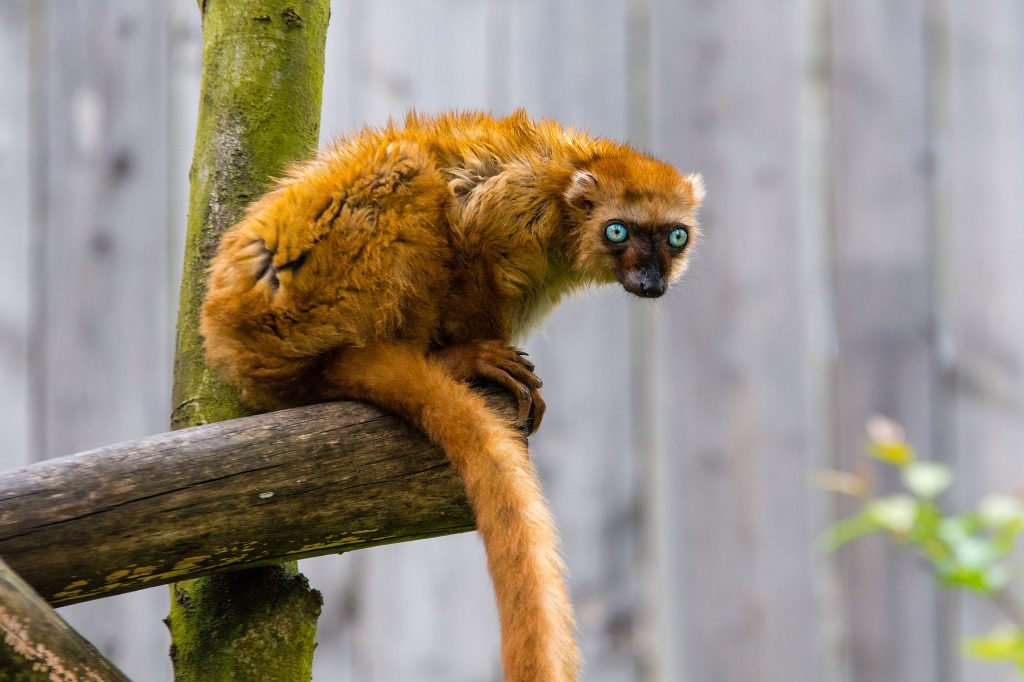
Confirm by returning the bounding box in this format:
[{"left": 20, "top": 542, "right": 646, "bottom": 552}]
[{"left": 202, "top": 110, "right": 703, "bottom": 681}]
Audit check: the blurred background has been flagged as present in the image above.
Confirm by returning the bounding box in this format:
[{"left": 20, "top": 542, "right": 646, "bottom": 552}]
[{"left": 1, "top": 1, "right": 1023, "bottom": 680}]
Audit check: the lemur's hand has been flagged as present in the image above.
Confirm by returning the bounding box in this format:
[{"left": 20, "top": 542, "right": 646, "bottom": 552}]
[{"left": 434, "top": 340, "right": 546, "bottom": 434}]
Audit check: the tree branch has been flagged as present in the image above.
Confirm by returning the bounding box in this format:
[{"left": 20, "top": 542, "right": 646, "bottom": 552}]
[
  {"left": 0, "top": 387, "right": 515, "bottom": 608},
  {"left": 0, "top": 557, "right": 130, "bottom": 681}
]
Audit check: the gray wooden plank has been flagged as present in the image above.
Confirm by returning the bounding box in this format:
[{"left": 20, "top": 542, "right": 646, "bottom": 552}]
[
  {"left": 829, "top": 2, "right": 943, "bottom": 681},
  {"left": 319, "top": 0, "right": 492, "bottom": 136},
  {"left": 338, "top": 0, "right": 492, "bottom": 130},
  {"left": 309, "top": 3, "right": 502, "bottom": 680},
  {"left": 406, "top": 0, "right": 490, "bottom": 113},
  {"left": 648, "top": 0, "right": 836, "bottom": 679},
  {"left": 34, "top": 2, "right": 174, "bottom": 680},
  {"left": 167, "top": 0, "right": 202, "bottom": 325},
  {"left": 503, "top": 2, "right": 641, "bottom": 679},
  {"left": 355, "top": 1, "right": 416, "bottom": 125},
  {"left": 0, "top": 0, "right": 33, "bottom": 472},
  {"left": 941, "top": 3, "right": 1024, "bottom": 681},
  {"left": 305, "top": 536, "right": 502, "bottom": 682},
  {"left": 506, "top": 0, "right": 629, "bottom": 137},
  {"left": 317, "top": 0, "right": 361, "bottom": 142},
  {"left": 309, "top": 2, "right": 643, "bottom": 680},
  {"left": 37, "top": 0, "right": 172, "bottom": 458}
]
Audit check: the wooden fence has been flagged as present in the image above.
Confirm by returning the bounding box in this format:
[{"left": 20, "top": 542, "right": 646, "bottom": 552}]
[{"left": 1, "top": 1, "right": 1022, "bottom": 680}]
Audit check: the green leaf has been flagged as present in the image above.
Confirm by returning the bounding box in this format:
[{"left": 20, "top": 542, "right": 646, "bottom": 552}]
[
  {"left": 937, "top": 533, "right": 1009, "bottom": 594},
  {"left": 964, "top": 624, "right": 1024, "bottom": 671},
  {"left": 938, "top": 564, "right": 994, "bottom": 593},
  {"left": 979, "top": 495, "right": 1024, "bottom": 527},
  {"left": 953, "top": 536, "right": 1000, "bottom": 569},
  {"left": 983, "top": 564, "right": 1014, "bottom": 592},
  {"left": 821, "top": 512, "right": 883, "bottom": 553},
  {"left": 868, "top": 441, "right": 916, "bottom": 468},
  {"left": 939, "top": 516, "right": 976, "bottom": 545},
  {"left": 902, "top": 462, "right": 953, "bottom": 499},
  {"left": 866, "top": 495, "right": 919, "bottom": 535}
]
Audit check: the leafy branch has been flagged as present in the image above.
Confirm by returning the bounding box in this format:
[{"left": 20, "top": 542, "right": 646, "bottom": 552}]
[{"left": 818, "top": 416, "right": 1024, "bottom": 673}]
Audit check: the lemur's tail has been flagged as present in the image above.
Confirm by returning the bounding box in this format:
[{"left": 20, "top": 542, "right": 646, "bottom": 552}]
[{"left": 326, "top": 344, "right": 580, "bottom": 682}]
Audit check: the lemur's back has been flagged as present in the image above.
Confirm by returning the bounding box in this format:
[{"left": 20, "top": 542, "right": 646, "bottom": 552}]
[{"left": 201, "top": 122, "right": 456, "bottom": 409}]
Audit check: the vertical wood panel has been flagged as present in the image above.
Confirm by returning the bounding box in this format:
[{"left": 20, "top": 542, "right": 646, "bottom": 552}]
[
  {"left": 35, "top": 2, "right": 174, "bottom": 680},
  {"left": 406, "top": 0, "right": 490, "bottom": 113},
  {"left": 37, "top": 0, "right": 172, "bottom": 458},
  {"left": 168, "top": 0, "right": 202, "bottom": 322},
  {"left": 317, "top": 0, "right": 361, "bottom": 140},
  {"left": 504, "top": 2, "right": 641, "bottom": 679},
  {"left": 943, "top": 3, "right": 1024, "bottom": 681},
  {"left": 307, "top": 4, "right": 501, "bottom": 681},
  {"left": 649, "top": 0, "right": 834, "bottom": 679},
  {"left": 319, "top": 1, "right": 492, "bottom": 132},
  {"left": 0, "top": 0, "right": 34, "bottom": 472},
  {"left": 357, "top": 1, "right": 417, "bottom": 125},
  {"left": 13, "top": 2, "right": 1024, "bottom": 680},
  {"left": 308, "top": 2, "right": 644, "bottom": 680},
  {"left": 507, "top": 0, "right": 629, "bottom": 137},
  {"left": 829, "top": 3, "right": 943, "bottom": 681}
]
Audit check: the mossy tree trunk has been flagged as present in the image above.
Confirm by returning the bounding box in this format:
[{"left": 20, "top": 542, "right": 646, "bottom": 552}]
[{"left": 168, "top": 2, "right": 330, "bottom": 680}]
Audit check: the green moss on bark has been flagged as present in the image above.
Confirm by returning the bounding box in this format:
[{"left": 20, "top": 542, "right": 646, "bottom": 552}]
[
  {"left": 169, "top": 1, "right": 330, "bottom": 680},
  {"left": 172, "top": 0, "right": 330, "bottom": 430},
  {"left": 168, "top": 566, "right": 323, "bottom": 682}
]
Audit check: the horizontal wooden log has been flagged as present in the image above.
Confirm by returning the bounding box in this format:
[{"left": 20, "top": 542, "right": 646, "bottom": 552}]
[
  {"left": 0, "top": 556, "right": 130, "bottom": 681},
  {"left": 0, "top": 388, "right": 517, "bottom": 607}
]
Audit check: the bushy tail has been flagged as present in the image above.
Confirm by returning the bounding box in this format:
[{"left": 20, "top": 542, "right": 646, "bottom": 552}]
[{"left": 327, "top": 345, "right": 580, "bottom": 681}]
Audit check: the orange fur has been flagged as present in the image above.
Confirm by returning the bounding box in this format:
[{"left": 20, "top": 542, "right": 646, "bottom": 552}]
[{"left": 201, "top": 110, "right": 703, "bottom": 681}]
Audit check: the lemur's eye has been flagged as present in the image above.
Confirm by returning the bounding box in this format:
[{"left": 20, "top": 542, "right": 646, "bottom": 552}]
[
  {"left": 668, "top": 227, "right": 689, "bottom": 249},
  {"left": 605, "top": 222, "right": 629, "bottom": 243}
]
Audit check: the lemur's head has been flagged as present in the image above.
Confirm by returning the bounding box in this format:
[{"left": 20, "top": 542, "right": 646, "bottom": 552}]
[{"left": 565, "top": 153, "right": 703, "bottom": 298}]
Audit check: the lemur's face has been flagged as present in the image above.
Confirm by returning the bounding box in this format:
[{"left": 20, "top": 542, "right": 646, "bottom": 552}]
[{"left": 565, "top": 155, "right": 703, "bottom": 298}]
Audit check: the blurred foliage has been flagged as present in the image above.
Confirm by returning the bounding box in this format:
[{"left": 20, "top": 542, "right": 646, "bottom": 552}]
[{"left": 818, "top": 416, "right": 1024, "bottom": 675}]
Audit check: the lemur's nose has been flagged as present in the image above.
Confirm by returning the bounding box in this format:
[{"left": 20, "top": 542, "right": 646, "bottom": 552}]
[{"left": 637, "top": 272, "right": 665, "bottom": 298}]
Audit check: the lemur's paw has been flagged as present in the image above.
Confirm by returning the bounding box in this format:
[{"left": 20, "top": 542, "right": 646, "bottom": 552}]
[{"left": 435, "top": 340, "right": 546, "bottom": 434}]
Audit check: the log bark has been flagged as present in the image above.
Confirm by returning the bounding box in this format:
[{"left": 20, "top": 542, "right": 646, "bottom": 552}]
[
  {"left": 168, "top": 0, "right": 330, "bottom": 678},
  {"left": 0, "top": 389, "right": 515, "bottom": 608},
  {"left": 0, "top": 557, "right": 130, "bottom": 681}
]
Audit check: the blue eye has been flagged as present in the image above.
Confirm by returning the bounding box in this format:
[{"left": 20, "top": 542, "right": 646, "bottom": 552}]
[
  {"left": 668, "top": 227, "right": 689, "bottom": 249},
  {"left": 605, "top": 222, "right": 628, "bottom": 243}
]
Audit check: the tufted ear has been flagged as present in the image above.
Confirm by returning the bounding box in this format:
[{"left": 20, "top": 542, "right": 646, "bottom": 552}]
[
  {"left": 685, "top": 173, "right": 706, "bottom": 204},
  {"left": 564, "top": 169, "right": 598, "bottom": 211}
]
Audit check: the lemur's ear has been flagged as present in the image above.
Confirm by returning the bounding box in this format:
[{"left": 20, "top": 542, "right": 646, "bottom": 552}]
[
  {"left": 684, "top": 173, "right": 706, "bottom": 204},
  {"left": 564, "top": 170, "right": 598, "bottom": 211}
]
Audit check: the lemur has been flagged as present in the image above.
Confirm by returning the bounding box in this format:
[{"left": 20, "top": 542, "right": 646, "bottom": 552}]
[{"left": 202, "top": 110, "right": 703, "bottom": 681}]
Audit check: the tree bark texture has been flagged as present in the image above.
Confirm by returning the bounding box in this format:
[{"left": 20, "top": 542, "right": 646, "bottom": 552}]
[
  {"left": 172, "top": 0, "right": 330, "bottom": 429},
  {"left": 0, "top": 557, "right": 130, "bottom": 682},
  {"left": 168, "top": 1, "right": 330, "bottom": 679},
  {"left": 0, "top": 390, "right": 517, "bottom": 608}
]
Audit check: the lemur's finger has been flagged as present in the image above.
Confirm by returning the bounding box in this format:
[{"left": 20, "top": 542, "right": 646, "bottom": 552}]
[
  {"left": 496, "top": 357, "right": 542, "bottom": 389},
  {"left": 528, "top": 389, "right": 546, "bottom": 434},
  {"left": 483, "top": 345, "right": 535, "bottom": 371},
  {"left": 478, "top": 366, "right": 533, "bottom": 425}
]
